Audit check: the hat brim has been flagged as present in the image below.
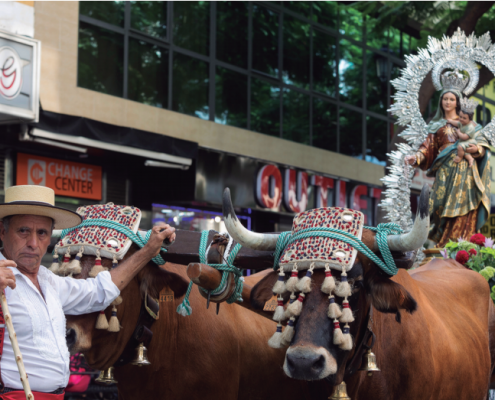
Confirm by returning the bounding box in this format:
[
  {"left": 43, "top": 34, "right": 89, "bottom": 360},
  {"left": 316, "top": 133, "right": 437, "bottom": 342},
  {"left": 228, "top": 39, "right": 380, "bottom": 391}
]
[{"left": 0, "top": 202, "right": 82, "bottom": 229}]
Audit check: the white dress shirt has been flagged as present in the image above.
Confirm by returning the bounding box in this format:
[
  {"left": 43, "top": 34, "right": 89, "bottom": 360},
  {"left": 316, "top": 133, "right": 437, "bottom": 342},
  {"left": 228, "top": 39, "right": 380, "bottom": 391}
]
[{"left": 0, "top": 252, "right": 120, "bottom": 392}]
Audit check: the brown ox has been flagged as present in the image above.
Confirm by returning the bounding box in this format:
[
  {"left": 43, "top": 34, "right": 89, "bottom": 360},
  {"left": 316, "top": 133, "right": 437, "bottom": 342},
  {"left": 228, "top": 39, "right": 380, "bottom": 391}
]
[
  {"left": 218, "top": 185, "right": 495, "bottom": 399},
  {"left": 64, "top": 238, "right": 327, "bottom": 400}
]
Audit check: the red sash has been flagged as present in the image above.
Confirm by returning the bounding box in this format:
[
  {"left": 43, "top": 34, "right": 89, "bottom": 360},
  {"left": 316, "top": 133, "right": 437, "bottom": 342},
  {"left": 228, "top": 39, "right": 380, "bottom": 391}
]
[{"left": 0, "top": 391, "right": 64, "bottom": 400}]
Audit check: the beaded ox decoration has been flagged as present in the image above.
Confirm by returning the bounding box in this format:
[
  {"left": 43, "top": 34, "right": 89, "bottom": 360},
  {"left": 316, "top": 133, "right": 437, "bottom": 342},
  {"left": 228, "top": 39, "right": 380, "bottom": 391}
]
[
  {"left": 269, "top": 207, "right": 365, "bottom": 351},
  {"left": 50, "top": 203, "right": 141, "bottom": 332}
]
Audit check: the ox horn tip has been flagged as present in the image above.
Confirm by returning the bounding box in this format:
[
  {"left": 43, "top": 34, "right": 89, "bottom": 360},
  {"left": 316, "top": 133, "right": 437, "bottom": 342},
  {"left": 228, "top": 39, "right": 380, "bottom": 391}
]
[
  {"left": 418, "top": 184, "right": 430, "bottom": 219},
  {"left": 222, "top": 187, "right": 237, "bottom": 222}
]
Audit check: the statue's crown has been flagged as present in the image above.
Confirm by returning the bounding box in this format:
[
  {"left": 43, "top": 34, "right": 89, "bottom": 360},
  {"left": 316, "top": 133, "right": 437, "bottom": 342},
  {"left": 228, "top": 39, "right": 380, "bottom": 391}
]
[
  {"left": 441, "top": 69, "right": 468, "bottom": 92},
  {"left": 460, "top": 96, "right": 478, "bottom": 114}
]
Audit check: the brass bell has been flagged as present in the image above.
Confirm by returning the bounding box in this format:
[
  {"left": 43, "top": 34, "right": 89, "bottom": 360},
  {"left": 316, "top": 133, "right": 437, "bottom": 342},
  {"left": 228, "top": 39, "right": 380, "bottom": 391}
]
[
  {"left": 95, "top": 367, "right": 118, "bottom": 384},
  {"left": 329, "top": 381, "right": 351, "bottom": 400},
  {"left": 131, "top": 342, "right": 151, "bottom": 367},
  {"left": 359, "top": 348, "right": 381, "bottom": 376}
]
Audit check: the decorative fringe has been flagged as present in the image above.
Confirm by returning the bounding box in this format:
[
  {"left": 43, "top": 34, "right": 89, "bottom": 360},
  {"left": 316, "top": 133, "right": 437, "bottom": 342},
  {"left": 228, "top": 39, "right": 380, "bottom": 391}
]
[
  {"left": 107, "top": 306, "right": 120, "bottom": 332},
  {"left": 327, "top": 295, "right": 342, "bottom": 319},
  {"left": 49, "top": 246, "right": 60, "bottom": 274},
  {"left": 339, "top": 298, "right": 354, "bottom": 323},
  {"left": 321, "top": 263, "right": 336, "bottom": 294},
  {"left": 334, "top": 268, "right": 352, "bottom": 298},
  {"left": 272, "top": 266, "right": 286, "bottom": 294},
  {"left": 340, "top": 324, "right": 353, "bottom": 350},
  {"left": 95, "top": 310, "right": 109, "bottom": 330},
  {"left": 60, "top": 246, "right": 71, "bottom": 276},
  {"left": 296, "top": 264, "right": 314, "bottom": 293},
  {"left": 285, "top": 264, "right": 299, "bottom": 293},
  {"left": 284, "top": 292, "right": 297, "bottom": 319},
  {"left": 273, "top": 296, "right": 286, "bottom": 322},
  {"left": 281, "top": 317, "right": 296, "bottom": 346},
  {"left": 112, "top": 255, "right": 118, "bottom": 269},
  {"left": 176, "top": 301, "right": 192, "bottom": 316},
  {"left": 333, "top": 319, "right": 344, "bottom": 345},
  {"left": 287, "top": 293, "right": 305, "bottom": 317},
  {"left": 89, "top": 250, "right": 107, "bottom": 277},
  {"left": 67, "top": 246, "right": 84, "bottom": 275},
  {"left": 268, "top": 323, "right": 284, "bottom": 348}
]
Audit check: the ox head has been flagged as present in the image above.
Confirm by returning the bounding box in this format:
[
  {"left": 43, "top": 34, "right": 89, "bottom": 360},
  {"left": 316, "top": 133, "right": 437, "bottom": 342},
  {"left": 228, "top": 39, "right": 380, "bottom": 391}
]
[
  {"left": 222, "top": 186, "right": 429, "bottom": 383},
  {"left": 63, "top": 245, "right": 189, "bottom": 369}
]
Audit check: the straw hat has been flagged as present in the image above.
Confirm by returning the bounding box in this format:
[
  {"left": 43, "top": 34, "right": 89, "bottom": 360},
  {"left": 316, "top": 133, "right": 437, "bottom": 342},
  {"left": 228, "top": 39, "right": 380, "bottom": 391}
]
[{"left": 0, "top": 185, "right": 82, "bottom": 229}]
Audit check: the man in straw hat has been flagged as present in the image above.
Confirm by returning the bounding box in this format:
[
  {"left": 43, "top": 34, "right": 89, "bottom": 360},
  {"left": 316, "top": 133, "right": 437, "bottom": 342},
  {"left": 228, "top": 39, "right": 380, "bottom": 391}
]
[{"left": 0, "top": 185, "right": 176, "bottom": 399}]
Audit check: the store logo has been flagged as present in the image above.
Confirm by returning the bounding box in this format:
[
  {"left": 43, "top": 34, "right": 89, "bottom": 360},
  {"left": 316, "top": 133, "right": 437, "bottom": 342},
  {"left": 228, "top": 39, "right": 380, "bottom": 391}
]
[
  {"left": 27, "top": 158, "right": 46, "bottom": 186},
  {"left": 0, "top": 46, "right": 23, "bottom": 99}
]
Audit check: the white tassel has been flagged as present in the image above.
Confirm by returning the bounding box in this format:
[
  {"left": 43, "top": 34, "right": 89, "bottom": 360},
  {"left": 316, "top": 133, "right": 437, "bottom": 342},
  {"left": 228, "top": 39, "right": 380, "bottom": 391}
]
[
  {"left": 340, "top": 324, "right": 353, "bottom": 350},
  {"left": 268, "top": 323, "right": 284, "bottom": 349},
  {"left": 327, "top": 295, "right": 342, "bottom": 319},
  {"left": 107, "top": 306, "right": 120, "bottom": 332},
  {"left": 59, "top": 246, "right": 71, "bottom": 276},
  {"left": 296, "top": 264, "right": 314, "bottom": 293},
  {"left": 67, "top": 246, "right": 84, "bottom": 275},
  {"left": 334, "top": 267, "right": 352, "bottom": 298},
  {"left": 284, "top": 292, "right": 297, "bottom": 319},
  {"left": 272, "top": 266, "right": 286, "bottom": 294},
  {"left": 281, "top": 317, "right": 296, "bottom": 346},
  {"left": 333, "top": 319, "right": 344, "bottom": 345},
  {"left": 49, "top": 246, "right": 60, "bottom": 274},
  {"left": 287, "top": 293, "right": 305, "bottom": 317},
  {"left": 95, "top": 310, "right": 109, "bottom": 330},
  {"left": 112, "top": 296, "right": 123, "bottom": 306},
  {"left": 89, "top": 249, "right": 107, "bottom": 277},
  {"left": 339, "top": 297, "right": 354, "bottom": 323},
  {"left": 273, "top": 296, "right": 286, "bottom": 322},
  {"left": 285, "top": 264, "right": 299, "bottom": 293},
  {"left": 321, "top": 263, "right": 336, "bottom": 294}
]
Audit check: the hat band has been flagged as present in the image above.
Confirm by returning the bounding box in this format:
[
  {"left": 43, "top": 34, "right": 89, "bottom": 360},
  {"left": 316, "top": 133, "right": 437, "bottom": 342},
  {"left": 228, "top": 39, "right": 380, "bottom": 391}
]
[{"left": 5, "top": 201, "right": 55, "bottom": 207}]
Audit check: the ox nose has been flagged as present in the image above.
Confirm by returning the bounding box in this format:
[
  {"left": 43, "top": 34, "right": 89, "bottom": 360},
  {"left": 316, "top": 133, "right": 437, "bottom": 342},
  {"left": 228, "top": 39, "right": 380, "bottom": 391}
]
[
  {"left": 66, "top": 328, "right": 76, "bottom": 351},
  {"left": 286, "top": 352, "right": 326, "bottom": 380}
]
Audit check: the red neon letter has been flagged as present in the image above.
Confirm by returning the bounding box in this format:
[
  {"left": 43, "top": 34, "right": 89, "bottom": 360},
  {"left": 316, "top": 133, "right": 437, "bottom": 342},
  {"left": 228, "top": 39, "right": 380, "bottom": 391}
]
[
  {"left": 283, "top": 169, "right": 308, "bottom": 213},
  {"left": 351, "top": 184, "right": 368, "bottom": 223},
  {"left": 336, "top": 180, "right": 347, "bottom": 208},
  {"left": 256, "top": 165, "right": 283, "bottom": 209},
  {"left": 311, "top": 175, "right": 334, "bottom": 208}
]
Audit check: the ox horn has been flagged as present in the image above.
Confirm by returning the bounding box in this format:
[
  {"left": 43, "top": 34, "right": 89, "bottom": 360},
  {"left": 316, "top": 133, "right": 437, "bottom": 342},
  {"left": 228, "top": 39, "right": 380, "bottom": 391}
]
[
  {"left": 223, "top": 188, "right": 280, "bottom": 251},
  {"left": 386, "top": 184, "right": 430, "bottom": 252}
]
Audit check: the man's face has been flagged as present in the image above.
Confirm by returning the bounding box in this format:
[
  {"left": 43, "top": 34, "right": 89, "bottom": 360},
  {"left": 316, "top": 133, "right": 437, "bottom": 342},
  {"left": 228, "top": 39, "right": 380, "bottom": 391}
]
[{"left": 0, "top": 215, "right": 53, "bottom": 272}]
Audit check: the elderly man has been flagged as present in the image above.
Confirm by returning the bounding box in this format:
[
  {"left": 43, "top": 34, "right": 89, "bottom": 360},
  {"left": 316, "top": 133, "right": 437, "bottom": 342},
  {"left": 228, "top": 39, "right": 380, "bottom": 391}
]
[{"left": 0, "top": 185, "right": 175, "bottom": 399}]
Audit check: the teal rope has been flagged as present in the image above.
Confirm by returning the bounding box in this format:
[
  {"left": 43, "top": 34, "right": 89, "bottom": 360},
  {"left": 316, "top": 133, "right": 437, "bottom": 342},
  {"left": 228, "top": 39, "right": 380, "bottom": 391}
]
[
  {"left": 59, "top": 218, "right": 168, "bottom": 265},
  {"left": 272, "top": 223, "right": 402, "bottom": 276},
  {"left": 177, "top": 230, "right": 244, "bottom": 316}
]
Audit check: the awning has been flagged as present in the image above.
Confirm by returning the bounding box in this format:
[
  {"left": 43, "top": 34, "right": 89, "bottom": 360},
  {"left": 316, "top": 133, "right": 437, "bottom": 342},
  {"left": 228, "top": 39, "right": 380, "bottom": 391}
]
[{"left": 29, "top": 110, "right": 198, "bottom": 167}]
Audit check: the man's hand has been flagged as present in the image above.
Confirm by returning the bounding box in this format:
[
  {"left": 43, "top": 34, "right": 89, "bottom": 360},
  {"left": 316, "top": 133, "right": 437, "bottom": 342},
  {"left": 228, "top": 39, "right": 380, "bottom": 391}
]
[
  {"left": 465, "top": 143, "right": 479, "bottom": 154},
  {"left": 0, "top": 260, "right": 17, "bottom": 291},
  {"left": 143, "top": 222, "right": 176, "bottom": 258}
]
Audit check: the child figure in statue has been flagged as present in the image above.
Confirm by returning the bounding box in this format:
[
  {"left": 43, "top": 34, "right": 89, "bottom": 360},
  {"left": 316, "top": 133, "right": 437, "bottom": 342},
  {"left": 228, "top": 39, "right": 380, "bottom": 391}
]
[{"left": 446, "top": 97, "right": 481, "bottom": 167}]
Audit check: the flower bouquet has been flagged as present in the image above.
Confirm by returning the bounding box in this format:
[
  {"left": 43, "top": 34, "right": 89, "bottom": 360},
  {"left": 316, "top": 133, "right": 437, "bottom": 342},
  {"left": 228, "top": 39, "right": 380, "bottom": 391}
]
[{"left": 443, "top": 233, "right": 495, "bottom": 302}]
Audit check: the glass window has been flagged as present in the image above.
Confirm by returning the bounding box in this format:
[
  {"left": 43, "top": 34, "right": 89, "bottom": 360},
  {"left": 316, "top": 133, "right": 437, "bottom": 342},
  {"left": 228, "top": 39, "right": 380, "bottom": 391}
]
[
  {"left": 389, "top": 27, "right": 401, "bottom": 57},
  {"left": 313, "top": 29, "right": 337, "bottom": 97},
  {"left": 339, "top": 39, "right": 363, "bottom": 107},
  {"left": 173, "top": 2, "right": 210, "bottom": 55},
  {"left": 366, "top": 51, "right": 388, "bottom": 115},
  {"left": 284, "top": 2, "right": 311, "bottom": 18},
  {"left": 402, "top": 33, "right": 410, "bottom": 56},
  {"left": 128, "top": 39, "right": 168, "bottom": 108},
  {"left": 339, "top": 107, "right": 362, "bottom": 157},
  {"left": 283, "top": 15, "right": 310, "bottom": 89},
  {"left": 283, "top": 88, "right": 310, "bottom": 144},
  {"left": 78, "top": 22, "right": 124, "bottom": 97},
  {"left": 313, "top": 98, "right": 338, "bottom": 152},
  {"left": 172, "top": 52, "right": 209, "bottom": 119},
  {"left": 217, "top": 2, "right": 248, "bottom": 68},
  {"left": 253, "top": 5, "right": 279, "bottom": 77},
  {"left": 80, "top": 1, "right": 125, "bottom": 27},
  {"left": 366, "top": 16, "right": 388, "bottom": 50},
  {"left": 130, "top": 1, "right": 167, "bottom": 39},
  {"left": 215, "top": 67, "right": 248, "bottom": 128},
  {"left": 313, "top": 2, "right": 338, "bottom": 29},
  {"left": 251, "top": 77, "right": 280, "bottom": 137},
  {"left": 366, "top": 116, "right": 387, "bottom": 165},
  {"left": 340, "top": 7, "right": 363, "bottom": 41}
]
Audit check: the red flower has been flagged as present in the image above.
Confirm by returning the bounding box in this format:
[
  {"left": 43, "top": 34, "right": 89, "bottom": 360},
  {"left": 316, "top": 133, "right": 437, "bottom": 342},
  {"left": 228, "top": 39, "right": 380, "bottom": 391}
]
[
  {"left": 455, "top": 250, "right": 470, "bottom": 265},
  {"left": 469, "top": 248, "right": 477, "bottom": 256},
  {"left": 470, "top": 233, "right": 486, "bottom": 246}
]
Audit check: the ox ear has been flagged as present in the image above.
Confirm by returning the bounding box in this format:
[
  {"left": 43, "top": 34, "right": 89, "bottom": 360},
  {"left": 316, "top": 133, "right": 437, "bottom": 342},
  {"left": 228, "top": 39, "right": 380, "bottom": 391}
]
[
  {"left": 365, "top": 268, "right": 417, "bottom": 323},
  {"left": 251, "top": 270, "right": 282, "bottom": 310},
  {"left": 140, "top": 264, "right": 190, "bottom": 300}
]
